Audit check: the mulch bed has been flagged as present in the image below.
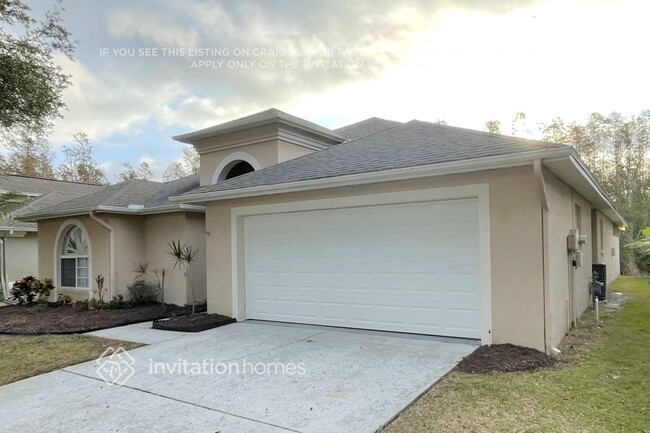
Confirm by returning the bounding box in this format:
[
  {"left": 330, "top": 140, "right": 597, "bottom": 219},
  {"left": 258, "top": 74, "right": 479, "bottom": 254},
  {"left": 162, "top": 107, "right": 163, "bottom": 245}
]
[
  {"left": 455, "top": 343, "right": 556, "bottom": 373},
  {"left": 0, "top": 303, "right": 205, "bottom": 335},
  {"left": 152, "top": 313, "right": 235, "bottom": 332}
]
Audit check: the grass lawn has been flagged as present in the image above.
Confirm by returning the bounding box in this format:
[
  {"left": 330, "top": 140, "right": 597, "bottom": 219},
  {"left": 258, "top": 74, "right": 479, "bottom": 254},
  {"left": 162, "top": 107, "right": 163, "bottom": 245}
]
[
  {"left": 385, "top": 276, "right": 650, "bottom": 433},
  {"left": 0, "top": 334, "right": 142, "bottom": 386}
]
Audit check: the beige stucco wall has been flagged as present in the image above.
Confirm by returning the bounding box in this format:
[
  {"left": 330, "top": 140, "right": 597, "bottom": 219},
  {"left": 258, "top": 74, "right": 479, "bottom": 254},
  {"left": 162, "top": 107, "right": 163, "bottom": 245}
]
[
  {"left": 184, "top": 212, "right": 207, "bottom": 304},
  {"left": 143, "top": 212, "right": 187, "bottom": 305},
  {"left": 37, "top": 211, "right": 206, "bottom": 305},
  {"left": 4, "top": 233, "right": 38, "bottom": 283},
  {"left": 592, "top": 210, "right": 621, "bottom": 284},
  {"left": 544, "top": 169, "right": 594, "bottom": 348},
  {"left": 204, "top": 165, "right": 548, "bottom": 351}
]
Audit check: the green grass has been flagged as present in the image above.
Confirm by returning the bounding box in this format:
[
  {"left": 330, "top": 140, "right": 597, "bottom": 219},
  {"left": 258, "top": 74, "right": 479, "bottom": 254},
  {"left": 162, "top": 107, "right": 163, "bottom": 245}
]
[
  {"left": 385, "top": 276, "right": 650, "bottom": 433},
  {"left": 0, "top": 334, "right": 142, "bottom": 386}
]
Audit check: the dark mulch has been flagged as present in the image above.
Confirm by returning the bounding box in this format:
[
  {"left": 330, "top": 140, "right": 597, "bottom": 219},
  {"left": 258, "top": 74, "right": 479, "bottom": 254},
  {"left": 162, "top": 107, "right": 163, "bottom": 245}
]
[
  {"left": 0, "top": 303, "right": 204, "bottom": 334},
  {"left": 455, "top": 343, "right": 556, "bottom": 374},
  {"left": 153, "top": 313, "right": 235, "bottom": 332}
]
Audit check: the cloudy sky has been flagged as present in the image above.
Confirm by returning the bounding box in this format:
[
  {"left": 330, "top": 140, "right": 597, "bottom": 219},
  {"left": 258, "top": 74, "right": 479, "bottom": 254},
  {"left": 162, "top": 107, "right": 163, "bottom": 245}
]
[{"left": 32, "top": 0, "right": 650, "bottom": 181}]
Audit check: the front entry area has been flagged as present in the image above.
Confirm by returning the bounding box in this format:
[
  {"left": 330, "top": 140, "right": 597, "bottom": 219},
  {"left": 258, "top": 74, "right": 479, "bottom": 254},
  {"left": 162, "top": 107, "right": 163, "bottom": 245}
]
[{"left": 243, "top": 198, "right": 483, "bottom": 339}]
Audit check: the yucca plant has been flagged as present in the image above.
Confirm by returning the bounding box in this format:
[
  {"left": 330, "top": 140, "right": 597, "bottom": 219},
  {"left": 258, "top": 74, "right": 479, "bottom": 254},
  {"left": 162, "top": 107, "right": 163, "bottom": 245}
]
[{"left": 168, "top": 240, "right": 199, "bottom": 314}]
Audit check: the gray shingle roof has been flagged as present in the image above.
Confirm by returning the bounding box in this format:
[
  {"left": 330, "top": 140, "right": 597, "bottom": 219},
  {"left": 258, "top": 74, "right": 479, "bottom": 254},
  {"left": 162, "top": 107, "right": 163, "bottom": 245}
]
[
  {"left": 335, "top": 117, "right": 403, "bottom": 140},
  {"left": 185, "top": 120, "right": 568, "bottom": 195},
  {"left": 0, "top": 175, "right": 102, "bottom": 196},
  {"left": 18, "top": 174, "right": 200, "bottom": 220}
]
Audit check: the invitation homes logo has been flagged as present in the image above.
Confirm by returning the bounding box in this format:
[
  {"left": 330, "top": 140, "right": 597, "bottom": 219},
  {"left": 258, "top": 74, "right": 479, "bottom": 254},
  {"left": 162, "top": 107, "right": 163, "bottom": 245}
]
[
  {"left": 94, "top": 347, "right": 306, "bottom": 386},
  {"left": 96, "top": 346, "right": 136, "bottom": 386},
  {"left": 149, "top": 358, "right": 306, "bottom": 376}
]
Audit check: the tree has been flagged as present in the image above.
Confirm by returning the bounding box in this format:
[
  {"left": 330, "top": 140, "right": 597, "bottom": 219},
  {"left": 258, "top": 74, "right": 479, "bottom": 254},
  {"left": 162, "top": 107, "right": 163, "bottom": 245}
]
[
  {"left": 168, "top": 240, "right": 199, "bottom": 314},
  {"left": 0, "top": 0, "right": 76, "bottom": 138},
  {"left": 57, "top": 132, "right": 105, "bottom": 184},
  {"left": 0, "top": 130, "right": 55, "bottom": 178},
  {"left": 0, "top": 191, "right": 28, "bottom": 220},
  {"left": 484, "top": 120, "right": 501, "bottom": 134},
  {"left": 162, "top": 146, "right": 199, "bottom": 182},
  {"left": 511, "top": 112, "right": 531, "bottom": 137},
  {"left": 118, "top": 161, "right": 153, "bottom": 182}
]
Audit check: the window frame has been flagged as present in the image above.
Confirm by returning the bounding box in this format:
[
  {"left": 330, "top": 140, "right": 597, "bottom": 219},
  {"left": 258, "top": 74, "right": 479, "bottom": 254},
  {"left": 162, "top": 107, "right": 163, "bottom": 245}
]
[{"left": 55, "top": 221, "right": 92, "bottom": 292}]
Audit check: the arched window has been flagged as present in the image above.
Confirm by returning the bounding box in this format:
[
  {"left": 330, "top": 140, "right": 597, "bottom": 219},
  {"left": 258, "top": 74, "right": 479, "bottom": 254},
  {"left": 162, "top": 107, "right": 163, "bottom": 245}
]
[
  {"left": 59, "top": 225, "right": 90, "bottom": 288},
  {"left": 211, "top": 152, "right": 262, "bottom": 184}
]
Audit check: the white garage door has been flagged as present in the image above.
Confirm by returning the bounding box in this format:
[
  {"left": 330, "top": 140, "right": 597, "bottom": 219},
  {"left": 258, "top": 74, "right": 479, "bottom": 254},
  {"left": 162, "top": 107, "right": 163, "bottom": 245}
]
[{"left": 244, "top": 199, "right": 481, "bottom": 339}]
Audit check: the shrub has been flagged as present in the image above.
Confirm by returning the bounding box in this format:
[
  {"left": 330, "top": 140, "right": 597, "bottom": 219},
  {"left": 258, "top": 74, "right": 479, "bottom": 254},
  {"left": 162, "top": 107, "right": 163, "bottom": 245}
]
[
  {"left": 88, "top": 298, "right": 104, "bottom": 310},
  {"left": 127, "top": 280, "right": 160, "bottom": 306},
  {"left": 10, "top": 276, "right": 55, "bottom": 305},
  {"left": 57, "top": 294, "right": 73, "bottom": 306},
  {"left": 73, "top": 299, "right": 89, "bottom": 310},
  {"left": 107, "top": 294, "right": 125, "bottom": 310}
]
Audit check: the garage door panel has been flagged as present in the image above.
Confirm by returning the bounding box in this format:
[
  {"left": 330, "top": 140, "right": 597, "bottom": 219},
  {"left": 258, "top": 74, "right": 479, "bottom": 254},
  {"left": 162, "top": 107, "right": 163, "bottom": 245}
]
[{"left": 244, "top": 199, "right": 482, "bottom": 339}]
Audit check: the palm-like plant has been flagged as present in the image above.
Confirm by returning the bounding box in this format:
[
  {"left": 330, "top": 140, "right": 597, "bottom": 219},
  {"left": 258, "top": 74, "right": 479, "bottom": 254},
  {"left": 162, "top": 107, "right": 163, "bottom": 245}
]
[
  {"left": 168, "top": 240, "right": 199, "bottom": 314},
  {"left": 0, "top": 192, "right": 28, "bottom": 220}
]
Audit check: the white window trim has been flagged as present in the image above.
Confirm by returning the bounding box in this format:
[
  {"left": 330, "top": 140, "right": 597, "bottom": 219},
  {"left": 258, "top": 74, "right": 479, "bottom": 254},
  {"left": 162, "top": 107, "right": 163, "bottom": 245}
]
[
  {"left": 230, "top": 183, "right": 493, "bottom": 345},
  {"left": 53, "top": 219, "right": 93, "bottom": 299},
  {"left": 211, "top": 151, "right": 262, "bottom": 184}
]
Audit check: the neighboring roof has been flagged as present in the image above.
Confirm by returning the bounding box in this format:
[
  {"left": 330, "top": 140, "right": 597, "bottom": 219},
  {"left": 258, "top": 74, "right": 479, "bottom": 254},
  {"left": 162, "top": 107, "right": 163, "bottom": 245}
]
[
  {"left": 182, "top": 120, "right": 567, "bottom": 196},
  {"left": 0, "top": 174, "right": 102, "bottom": 196},
  {"left": 335, "top": 117, "right": 403, "bottom": 140},
  {"left": 18, "top": 174, "right": 202, "bottom": 221},
  {"left": 173, "top": 108, "right": 347, "bottom": 144}
]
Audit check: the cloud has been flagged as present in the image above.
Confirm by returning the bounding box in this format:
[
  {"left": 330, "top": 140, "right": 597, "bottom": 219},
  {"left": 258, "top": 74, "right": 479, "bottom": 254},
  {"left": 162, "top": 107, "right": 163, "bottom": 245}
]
[{"left": 107, "top": 10, "right": 201, "bottom": 49}]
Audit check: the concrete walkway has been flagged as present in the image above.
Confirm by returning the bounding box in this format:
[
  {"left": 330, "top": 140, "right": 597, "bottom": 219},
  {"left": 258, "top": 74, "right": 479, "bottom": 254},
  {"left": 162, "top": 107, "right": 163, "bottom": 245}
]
[
  {"left": 0, "top": 322, "right": 477, "bottom": 433},
  {"left": 86, "top": 320, "right": 191, "bottom": 344}
]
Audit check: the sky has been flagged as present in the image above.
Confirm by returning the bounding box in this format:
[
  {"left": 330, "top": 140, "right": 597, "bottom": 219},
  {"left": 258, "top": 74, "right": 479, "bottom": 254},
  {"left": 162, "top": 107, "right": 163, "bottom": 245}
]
[{"left": 30, "top": 0, "right": 650, "bottom": 181}]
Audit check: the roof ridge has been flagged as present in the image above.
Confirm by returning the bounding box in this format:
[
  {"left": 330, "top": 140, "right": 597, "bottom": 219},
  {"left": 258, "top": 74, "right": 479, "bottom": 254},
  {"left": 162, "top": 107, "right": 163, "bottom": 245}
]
[
  {"left": 0, "top": 173, "right": 104, "bottom": 187},
  {"left": 411, "top": 120, "right": 569, "bottom": 149}
]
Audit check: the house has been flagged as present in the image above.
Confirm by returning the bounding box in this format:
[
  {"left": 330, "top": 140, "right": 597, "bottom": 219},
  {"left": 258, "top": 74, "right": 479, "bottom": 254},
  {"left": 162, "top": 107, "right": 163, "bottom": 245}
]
[
  {"left": 20, "top": 109, "right": 624, "bottom": 354},
  {"left": 17, "top": 175, "right": 206, "bottom": 306},
  {"left": 0, "top": 175, "right": 102, "bottom": 299}
]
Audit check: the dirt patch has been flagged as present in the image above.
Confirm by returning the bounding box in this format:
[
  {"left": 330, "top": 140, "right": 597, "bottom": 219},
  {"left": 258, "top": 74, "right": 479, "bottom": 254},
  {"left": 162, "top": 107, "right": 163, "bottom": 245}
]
[
  {"left": 0, "top": 304, "right": 205, "bottom": 334},
  {"left": 152, "top": 313, "right": 235, "bottom": 332},
  {"left": 456, "top": 344, "right": 555, "bottom": 374}
]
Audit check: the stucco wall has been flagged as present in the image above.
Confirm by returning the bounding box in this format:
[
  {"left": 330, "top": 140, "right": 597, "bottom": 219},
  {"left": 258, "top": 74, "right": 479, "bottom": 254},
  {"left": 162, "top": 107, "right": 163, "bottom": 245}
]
[
  {"left": 544, "top": 169, "right": 594, "bottom": 348},
  {"left": 143, "top": 212, "right": 187, "bottom": 305},
  {"left": 592, "top": 210, "right": 621, "bottom": 284},
  {"left": 4, "top": 234, "right": 38, "bottom": 283},
  {"left": 204, "top": 166, "right": 548, "bottom": 351},
  {"left": 37, "top": 211, "right": 206, "bottom": 306},
  {"left": 184, "top": 212, "right": 207, "bottom": 304}
]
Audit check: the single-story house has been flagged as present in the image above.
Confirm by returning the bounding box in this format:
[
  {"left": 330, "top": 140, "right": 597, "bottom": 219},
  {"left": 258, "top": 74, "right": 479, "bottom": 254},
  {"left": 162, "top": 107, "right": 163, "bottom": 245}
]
[
  {"left": 0, "top": 175, "right": 102, "bottom": 299},
  {"left": 18, "top": 175, "right": 206, "bottom": 306},
  {"left": 21, "top": 109, "right": 624, "bottom": 354}
]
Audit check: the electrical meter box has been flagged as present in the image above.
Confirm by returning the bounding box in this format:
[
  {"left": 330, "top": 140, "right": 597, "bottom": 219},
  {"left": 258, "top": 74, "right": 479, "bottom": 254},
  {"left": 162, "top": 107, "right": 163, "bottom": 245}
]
[{"left": 567, "top": 229, "right": 579, "bottom": 252}]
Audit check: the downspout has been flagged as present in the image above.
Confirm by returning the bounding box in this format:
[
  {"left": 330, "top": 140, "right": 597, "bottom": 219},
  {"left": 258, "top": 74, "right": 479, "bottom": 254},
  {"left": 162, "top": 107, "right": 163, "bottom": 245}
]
[
  {"left": 0, "top": 236, "right": 6, "bottom": 300},
  {"left": 89, "top": 211, "right": 115, "bottom": 300},
  {"left": 534, "top": 159, "right": 560, "bottom": 355}
]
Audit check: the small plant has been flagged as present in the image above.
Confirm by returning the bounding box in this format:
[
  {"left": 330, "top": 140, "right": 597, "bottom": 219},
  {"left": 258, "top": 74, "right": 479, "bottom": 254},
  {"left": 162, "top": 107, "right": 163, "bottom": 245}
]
[
  {"left": 73, "top": 299, "right": 89, "bottom": 310},
  {"left": 168, "top": 240, "right": 199, "bottom": 315},
  {"left": 57, "top": 293, "right": 73, "bottom": 306},
  {"left": 88, "top": 298, "right": 104, "bottom": 310},
  {"left": 132, "top": 261, "right": 149, "bottom": 282},
  {"left": 153, "top": 268, "right": 166, "bottom": 305},
  {"left": 107, "top": 294, "right": 125, "bottom": 309},
  {"left": 10, "top": 276, "right": 55, "bottom": 305},
  {"left": 94, "top": 274, "right": 107, "bottom": 302},
  {"left": 127, "top": 280, "right": 160, "bottom": 306}
]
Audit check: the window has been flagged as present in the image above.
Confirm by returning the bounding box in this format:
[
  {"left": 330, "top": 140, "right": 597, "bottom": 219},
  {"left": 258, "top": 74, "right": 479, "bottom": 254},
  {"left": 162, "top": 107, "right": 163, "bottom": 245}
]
[{"left": 59, "top": 225, "right": 90, "bottom": 288}]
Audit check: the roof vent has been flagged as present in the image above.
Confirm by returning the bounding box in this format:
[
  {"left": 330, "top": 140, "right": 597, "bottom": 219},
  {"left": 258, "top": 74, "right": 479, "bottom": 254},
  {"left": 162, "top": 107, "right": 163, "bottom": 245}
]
[{"left": 128, "top": 204, "right": 145, "bottom": 210}]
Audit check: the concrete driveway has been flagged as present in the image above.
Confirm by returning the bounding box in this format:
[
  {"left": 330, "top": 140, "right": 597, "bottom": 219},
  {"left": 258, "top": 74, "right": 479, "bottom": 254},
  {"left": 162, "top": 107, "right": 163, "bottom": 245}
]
[{"left": 0, "top": 322, "right": 476, "bottom": 433}]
